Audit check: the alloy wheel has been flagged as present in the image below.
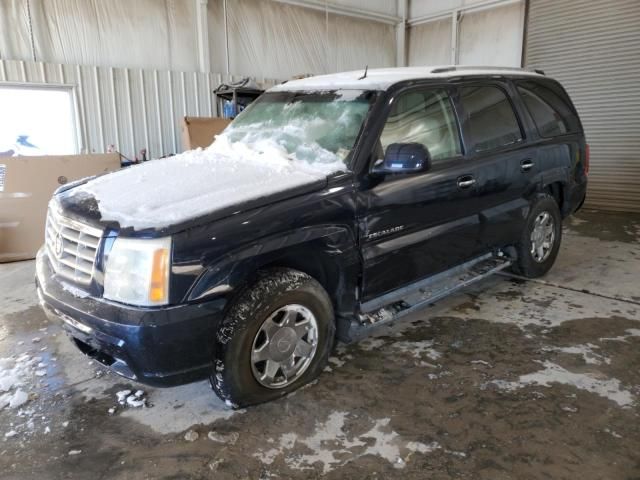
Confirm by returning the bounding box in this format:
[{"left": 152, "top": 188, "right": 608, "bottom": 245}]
[
  {"left": 250, "top": 304, "right": 319, "bottom": 389},
  {"left": 530, "top": 211, "right": 555, "bottom": 263}
]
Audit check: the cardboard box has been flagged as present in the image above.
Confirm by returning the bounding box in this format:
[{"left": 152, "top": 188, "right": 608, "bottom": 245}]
[
  {"left": 0, "top": 154, "right": 120, "bottom": 263},
  {"left": 181, "top": 116, "right": 231, "bottom": 150}
]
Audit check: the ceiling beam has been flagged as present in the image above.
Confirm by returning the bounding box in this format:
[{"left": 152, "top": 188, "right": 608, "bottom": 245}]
[
  {"left": 409, "top": 0, "right": 522, "bottom": 26},
  {"left": 271, "top": 0, "right": 401, "bottom": 25},
  {"left": 195, "top": 0, "right": 210, "bottom": 73},
  {"left": 395, "top": 0, "right": 407, "bottom": 66}
]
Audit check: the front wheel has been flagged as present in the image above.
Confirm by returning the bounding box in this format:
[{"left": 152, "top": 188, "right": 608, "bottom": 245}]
[
  {"left": 210, "top": 268, "right": 335, "bottom": 408},
  {"left": 512, "top": 194, "right": 562, "bottom": 278}
]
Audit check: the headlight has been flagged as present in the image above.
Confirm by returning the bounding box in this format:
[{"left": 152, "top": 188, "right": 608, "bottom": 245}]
[{"left": 103, "top": 237, "right": 171, "bottom": 306}]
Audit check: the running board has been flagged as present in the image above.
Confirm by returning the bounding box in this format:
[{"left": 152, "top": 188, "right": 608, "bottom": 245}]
[{"left": 344, "top": 253, "right": 512, "bottom": 341}]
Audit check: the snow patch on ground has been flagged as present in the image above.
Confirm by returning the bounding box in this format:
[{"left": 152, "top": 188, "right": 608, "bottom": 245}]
[
  {"left": 50, "top": 326, "right": 238, "bottom": 434},
  {"left": 255, "top": 411, "right": 438, "bottom": 473},
  {"left": 567, "top": 216, "right": 588, "bottom": 227},
  {"left": 0, "top": 354, "right": 45, "bottom": 409},
  {"left": 208, "top": 430, "right": 239, "bottom": 445},
  {"left": 489, "top": 361, "right": 634, "bottom": 407},
  {"left": 600, "top": 328, "right": 640, "bottom": 343},
  {"left": 487, "top": 285, "right": 634, "bottom": 328},
  {"left": 71, "top": 133, "right": 345, "bottom": 231},
  {"left": 357, "top": 338, "right": 386, "bottom": 351},
  {"left": 544, "top": 343, "right": 611, "bottom": 365},
  {"left": 604, "top": 428, "right": 623, "bottom": 439},
  {"left": 470, "top": 359, "right": 492, "bottom": 368},
  {"left": 184, "top": 430, "right": 199, "bottom": 442},
  {"left": 391, "top": 340, "right": 441, "bottom": 361},
  {"left": 327, "top": 356, "right": 346, "bottom": 368},
  {"left": 117, "top": 380, "right": 237, "bottom": 434},
  {"left": 0, "top": 352, "right": 55, "bottom": 440},
  {"left": 114, "top": 389, "right": 148, "bottom": 409}
]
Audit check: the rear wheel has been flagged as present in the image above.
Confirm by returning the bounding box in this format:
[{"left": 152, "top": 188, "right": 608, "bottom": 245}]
[
  {"left": 210, "top": 268, "right": 335, "bottom": 408},
  {"left": 512, "top": 194, "right": 562, "bottom": 278}
]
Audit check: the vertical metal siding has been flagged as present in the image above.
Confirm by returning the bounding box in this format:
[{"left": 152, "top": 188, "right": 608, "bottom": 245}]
[
  {"left": 525, "top": 0, "right": 640, "bottom": 212},
  {"left": 0, "top": 59, "right": 278, "bottom": 161}
]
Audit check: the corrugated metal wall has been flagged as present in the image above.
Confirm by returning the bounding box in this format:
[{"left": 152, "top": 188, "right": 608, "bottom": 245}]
[
  {"left": 0, "top": 59, "right": 278, "bottom": 160},
  {"left": 525, "top": 0, "right": 640, "bottom": 212}
]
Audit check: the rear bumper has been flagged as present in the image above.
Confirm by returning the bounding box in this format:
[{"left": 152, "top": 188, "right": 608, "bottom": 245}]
[{"left": 35, "top": 248, "right": 228, "bottom": 387}]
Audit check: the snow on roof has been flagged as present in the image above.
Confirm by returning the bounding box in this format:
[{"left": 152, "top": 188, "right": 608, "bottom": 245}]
[{"left": 269, "top": 66, "right": 544, "bottom": 92}]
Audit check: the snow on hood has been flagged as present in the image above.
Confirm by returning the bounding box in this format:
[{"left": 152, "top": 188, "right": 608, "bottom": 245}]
[{"left": 69, "top": 134, "right": 346, "bottom": 231}]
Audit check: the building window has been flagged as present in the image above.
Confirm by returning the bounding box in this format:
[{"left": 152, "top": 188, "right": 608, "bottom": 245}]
[{"left": 0, "top": 85, "right": 79, "bottom": 157}]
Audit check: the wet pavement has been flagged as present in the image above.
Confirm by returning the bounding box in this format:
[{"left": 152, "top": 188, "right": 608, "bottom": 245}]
[{"left": 0, "top": 209, "right": 639, "bottom": 479}]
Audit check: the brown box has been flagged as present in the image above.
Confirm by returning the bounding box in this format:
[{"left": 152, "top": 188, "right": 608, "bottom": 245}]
[
  {"left": 181, "top": 116, "right": 231, "bottom": 150},
  {"left": 0, "top": 154, "right": 120, "bottom": 263}
]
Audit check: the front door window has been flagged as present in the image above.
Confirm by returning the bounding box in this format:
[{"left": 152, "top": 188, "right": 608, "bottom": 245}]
[{"left": 379, "top": 88, "right": 462, "bottom": 164}]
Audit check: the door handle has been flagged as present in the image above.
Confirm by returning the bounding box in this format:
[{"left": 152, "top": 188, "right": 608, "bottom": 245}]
[
  {"left": 457, "top": 175, "right": 476, "bottom": 189},
  {"left": 521, "top": 159, "right": 535, "bottom": 172}
]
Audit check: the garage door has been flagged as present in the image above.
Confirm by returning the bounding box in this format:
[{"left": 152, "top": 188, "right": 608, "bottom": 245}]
[{"left": 525, "top": 0, "right": 640, "bottom": 212}]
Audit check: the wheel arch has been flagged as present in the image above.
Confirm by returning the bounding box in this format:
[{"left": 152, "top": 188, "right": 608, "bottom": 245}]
[
  {"left": 185, "top": 225, "right": 360, "bottom": 317},
  {"left": 542, "top": 181, "right": 567, "bottom": 216}
]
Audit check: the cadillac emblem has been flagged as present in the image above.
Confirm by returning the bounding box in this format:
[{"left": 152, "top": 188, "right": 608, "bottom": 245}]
[{"left": 54, "top": 232, "right": 64, "bottom": 258}]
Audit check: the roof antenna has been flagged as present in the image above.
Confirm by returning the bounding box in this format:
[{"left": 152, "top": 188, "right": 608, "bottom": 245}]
[{"left": 358, "top": 65, "right": 368, "bottom": 80}]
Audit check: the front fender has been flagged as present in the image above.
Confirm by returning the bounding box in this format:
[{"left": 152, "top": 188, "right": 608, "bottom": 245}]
[{"left": 185, "top": 225, "right": 359, "bottom": 312}]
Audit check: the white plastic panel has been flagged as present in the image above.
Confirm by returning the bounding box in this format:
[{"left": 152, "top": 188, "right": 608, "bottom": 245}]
[
  {"left": 0, "top": 0, "right": 198, "bottom": 72},
  {"left": 2, "top": 0, "right": 397, "bottom": 82},
  {"left": 458, "top": 2, "right": 524, "bottom": 66},
  {"left": 409, "top": 0, "right": 493, "bottom": 21},
  {"left": 408, "top": 19, "right": 452, "bottom": 66},
  {"left": 330, "top": 0, "right": 399, "bottom": 17},
  {"left": 208, "top": 0, "right": 395, "bottom": 79}
]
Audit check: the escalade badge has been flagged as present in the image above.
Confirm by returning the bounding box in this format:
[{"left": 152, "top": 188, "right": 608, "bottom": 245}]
[
  {"left": 366, "top": 225, "right": 405, "bottom": 240},
  {"left": 54, "top": 232, "right": 64, "bottom": 258}
]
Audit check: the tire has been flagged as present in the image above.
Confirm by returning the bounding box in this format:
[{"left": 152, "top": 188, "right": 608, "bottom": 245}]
[
  {"left": 512, "top": 193, "right": 562, "bottom": 278},
  {"left": 210, "top": 268, "right": 335, "bottom": 408}
]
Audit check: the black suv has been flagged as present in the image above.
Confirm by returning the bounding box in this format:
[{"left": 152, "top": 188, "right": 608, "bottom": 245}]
[{"left": 36, "top": 67, "right": 588, "bottom": 407}]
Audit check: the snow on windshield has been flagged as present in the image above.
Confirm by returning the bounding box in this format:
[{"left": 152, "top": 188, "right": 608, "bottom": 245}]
[
  {"left": 69, "top": 90, "right": 373, "bottom": 231},
  {"left": 226, "top": 90, "right": 373, "bottom": 165}
]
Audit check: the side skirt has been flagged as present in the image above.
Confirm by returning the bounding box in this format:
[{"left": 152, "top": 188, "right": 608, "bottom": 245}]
[{"left": 338, "top": 252, "right": 513, "bottom": 342}]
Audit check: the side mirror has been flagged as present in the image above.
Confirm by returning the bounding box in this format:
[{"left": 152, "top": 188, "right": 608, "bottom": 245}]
[{"left": 372, "top": 143, "right": 431, "bottom": 175}]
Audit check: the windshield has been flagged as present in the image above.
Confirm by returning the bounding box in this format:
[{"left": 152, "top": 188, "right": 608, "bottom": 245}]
[{"left": 223, "top": 90, "right": 376, "bottom": 169}]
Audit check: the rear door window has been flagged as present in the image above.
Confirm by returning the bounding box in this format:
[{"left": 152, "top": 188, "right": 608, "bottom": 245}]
[
  {"left": 517, "top": 80, "right": 581, "bottom": 137},
  {"left": 459, "top": 85, "right": 523, "bottom": 153}
]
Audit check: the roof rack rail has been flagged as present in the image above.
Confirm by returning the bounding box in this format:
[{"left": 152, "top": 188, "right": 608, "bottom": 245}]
[{"left": 430, "top": 65, "right": 545, "bottom": 75}]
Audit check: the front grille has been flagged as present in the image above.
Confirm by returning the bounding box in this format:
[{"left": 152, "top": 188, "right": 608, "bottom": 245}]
[{"left": 45, "top": 207, "right": 103, "bottom": 285}]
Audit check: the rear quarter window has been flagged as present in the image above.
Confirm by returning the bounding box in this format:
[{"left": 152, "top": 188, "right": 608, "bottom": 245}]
[{"left": 516, "top": 80, "right": 582, "bottom": 137}]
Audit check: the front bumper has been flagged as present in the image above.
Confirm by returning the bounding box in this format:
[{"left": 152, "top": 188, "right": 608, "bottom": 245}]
[{"left": 35, "top": 248, "right": 228, "bottom": 387}]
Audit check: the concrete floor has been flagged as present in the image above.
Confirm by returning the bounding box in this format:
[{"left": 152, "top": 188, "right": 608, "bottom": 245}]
[{"left": 0, "top": 209, "right": 639, "bottom": 480}]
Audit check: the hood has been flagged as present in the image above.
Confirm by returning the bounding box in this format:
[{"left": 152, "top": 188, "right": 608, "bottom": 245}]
[{"left": 58, "top": 135, "right": 344, "bottom": 235}]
